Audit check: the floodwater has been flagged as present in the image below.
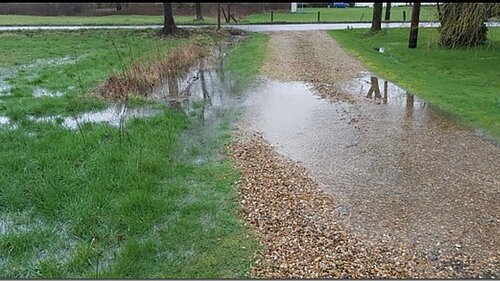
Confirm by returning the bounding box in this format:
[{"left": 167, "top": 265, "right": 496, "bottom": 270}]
[
  {"left": 147, "top": 35, "right": 243, "bottom": 117},
  {"left": 32, "top": 87, "right": 64, "bottom": 98},
  {"left": 0, "top": 55, "right": 84, "bottom": 98},
  {"left": 0, "top": 116, "right": 10, "bottom": 125},
  {"left": 2, "top": 37, "right": 241, "bottom": 130},
  {"left": 28, "top": 104, "right": 161, "bottom": 130},
  {"left": 0, "top": 210, "right": 78, "bottom": 277},
  {"left": 25, "top": 66, "right": 235, "bottom": 130},
  {"left": 0, "top": 68, "right": 15, "bottom": 96},
  {"left": 0, "top": 36, "right": 242, "bottom": 276},
  {"left": 243, "top": 75, "right": 500, "bottom": 262}
]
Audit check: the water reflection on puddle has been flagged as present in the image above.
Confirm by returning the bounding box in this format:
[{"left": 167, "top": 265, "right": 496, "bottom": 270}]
[
  {"left": 0, "top": 115, "right": 18, "bottom": 130},
  {"left": 243, "top": 79, "right": 359, "bottom": 167},
  {"left": 242, "top": 73, "right": 434, "bottom": 163},
  {"left": 147, "top": 39, "right": 239, "bottom": 118},
  {"left": 347, "top": 72, "right": 428, "bottom": 110}
]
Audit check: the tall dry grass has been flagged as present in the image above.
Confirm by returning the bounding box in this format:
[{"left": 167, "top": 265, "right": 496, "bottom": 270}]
[{"left": 99, "top": 41, "right": 208, "bottom": 101}]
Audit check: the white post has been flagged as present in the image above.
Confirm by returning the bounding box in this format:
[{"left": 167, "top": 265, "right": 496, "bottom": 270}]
[{"left": 291, "top": 2, "right": 297, "bottom": 13}]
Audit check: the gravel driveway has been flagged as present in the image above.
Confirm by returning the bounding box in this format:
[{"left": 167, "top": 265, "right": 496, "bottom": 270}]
[{"left": 232, "top": 31, "right": 499, "bottom": 278}]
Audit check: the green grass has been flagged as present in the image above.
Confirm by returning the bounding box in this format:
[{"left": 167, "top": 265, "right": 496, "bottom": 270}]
[
  {"left": 329, "top": 27, "right": 500, "bottom": 139},
  {"left": 224, "top": 32, "right": 269, "bottom": 91},
  {"left": 0, "top": 29, "right": 269, "bottom": 278},
  {"left": 0, "top": 14, "right": 216, "bottom": 26},
  {"left": 240, "top": 6, "right": 439, "bottom": 24}
]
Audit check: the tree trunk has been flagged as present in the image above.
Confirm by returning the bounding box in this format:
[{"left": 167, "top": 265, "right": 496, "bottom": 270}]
[
  {"left": 217, "top": 3, "right": 221, "bottom": 29},
  {"left": 163, "top": 2, "right": 178, "bottom": 35},
  {"left": 371, "top": 2, "right": 383, "bottom": 32},
  {"left": 408, "top": 1, "right": 420, "bottom": 48},
  {"left": 195, "top": 2, "right": 203, "bottom": 21},
  {"left": 385, "top": 2, "right": 391, "bottom": 21},
  {"left": 221, "top": 6, "right": 228, "bottom": 23}
]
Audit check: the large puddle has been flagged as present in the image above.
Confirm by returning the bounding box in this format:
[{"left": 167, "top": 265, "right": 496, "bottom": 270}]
[{"left": 243, "top": 75, "right": 500, "bottom": 260}]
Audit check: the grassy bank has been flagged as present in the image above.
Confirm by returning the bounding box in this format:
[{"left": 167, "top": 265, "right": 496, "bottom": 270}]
[
  {"left": 0, "top": 15, "right": 215, "bottom": 26},
  {"left": 224, "top": 32, "right": 269, "bottom": 91},
  {"left": 240, "top": 6, "right": 439, "bottom": 24},
  {"left": 0, "top": 28, "right": 269, "bottom": 278},
  {"left": 330, "top": 27, "right": 500, "bottom": 139}
]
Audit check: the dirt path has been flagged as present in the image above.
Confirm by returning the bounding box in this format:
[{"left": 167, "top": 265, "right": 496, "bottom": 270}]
[{"left": 231, "top": 31, "right": 499, "bottom": 278}]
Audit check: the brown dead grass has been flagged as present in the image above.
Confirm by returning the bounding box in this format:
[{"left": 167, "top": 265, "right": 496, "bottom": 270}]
[{"left": 99, "top": 41, "right": 207, "bottom": 101}]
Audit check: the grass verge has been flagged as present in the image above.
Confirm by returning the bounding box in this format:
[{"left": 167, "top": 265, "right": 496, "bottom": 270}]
[
  {"left": 0, "top": 28, "right": 269, "bottom": 278},
  {"left": 224, "top": 32, "right": 269, "bottom": 91},
  {"left": 240, "top": 6, "right": 439, "bottom": 24},
  {"left": 0, "top": 15, "right": 216, "bottom": 26},
  {"left": 0, "top": 6, "right": 440, "bottom": 26},
  {"left": 329, "top": 27, "right": 500, "bottom": 140}
]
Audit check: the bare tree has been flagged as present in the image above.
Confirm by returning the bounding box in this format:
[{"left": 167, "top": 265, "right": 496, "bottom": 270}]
[
  {"left": 163, "top": 2, "right": 178, "bottom": 35},
  {"left": 217, "top": 3, "right": 221, "bottom": 29},
  {"left": 371, "top": 2, "right": 383, "bottom": 32},
  {"left": 385, "top": 2, "right": 391, "bottom": 21},
  {"left": 195, "top": 2, "right": 204, "bottom": 21},
  {"left": 408, "top": 1, "right": 420, "bottom": 48}
]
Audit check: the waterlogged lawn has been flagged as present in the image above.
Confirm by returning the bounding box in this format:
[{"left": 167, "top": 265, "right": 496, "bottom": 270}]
[
  {"left": 330, "top": 27, "right": 500, "bottom": 139},
  {"left": 240, "top": 6, "right": 439, "bottom": 24},
  {"left": 0, "top": 29, "right": 268, "bottom": 278},
  {"left": 0, "top": 14, "right": 216, "bottom": 26},
  {"left": 0, "top": 29, "right": 216, "bottom": 118}
]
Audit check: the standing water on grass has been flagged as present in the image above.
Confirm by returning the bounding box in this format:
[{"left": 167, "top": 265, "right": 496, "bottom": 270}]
[
  {"left": 22, "top": 36, "right": 245, "bottom": 130},
  {"left": 0, "top": 35, "right": 251, "bottom": 277},
  {"left": 242, "top": 73, "right": 500, "bottom": 270}
]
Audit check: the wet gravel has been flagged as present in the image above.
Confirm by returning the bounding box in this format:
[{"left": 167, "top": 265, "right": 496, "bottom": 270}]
[
  {"left": 232, "top": 129, "right": 418, "bottom": 278},
  {"left": 233, "top": 31, "right": 500, "bottom": 278},
  {"left": 261, "top": 31, "right": 364, "bottom": 103}
]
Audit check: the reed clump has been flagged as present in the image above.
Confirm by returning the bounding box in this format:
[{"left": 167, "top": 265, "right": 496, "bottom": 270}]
[{"left": 99, "top": 41, "right": 208, "bottom": 101}]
